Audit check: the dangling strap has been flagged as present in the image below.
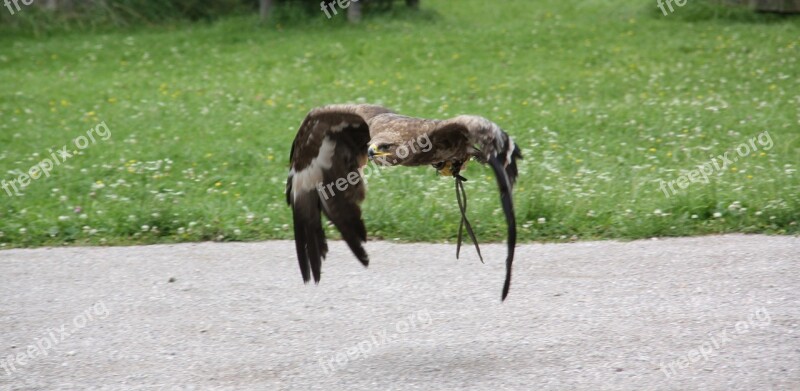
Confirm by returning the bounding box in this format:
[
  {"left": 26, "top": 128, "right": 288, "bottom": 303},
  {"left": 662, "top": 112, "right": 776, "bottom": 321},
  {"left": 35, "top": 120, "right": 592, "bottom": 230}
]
[{"left": 454, "top": 173, "right": 484, "bottom": 263}]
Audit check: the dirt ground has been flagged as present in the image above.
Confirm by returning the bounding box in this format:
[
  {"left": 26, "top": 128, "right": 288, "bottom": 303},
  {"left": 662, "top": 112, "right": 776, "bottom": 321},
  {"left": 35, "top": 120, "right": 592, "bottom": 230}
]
[{"left": 0, "top": 234, "right": 798, "bottom": 390}]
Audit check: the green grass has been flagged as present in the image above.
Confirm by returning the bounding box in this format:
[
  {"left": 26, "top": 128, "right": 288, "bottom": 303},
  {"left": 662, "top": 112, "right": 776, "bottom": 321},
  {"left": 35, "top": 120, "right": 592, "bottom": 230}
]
[{"left": 0, "top": 0, "right": 798, "bottom": 248}]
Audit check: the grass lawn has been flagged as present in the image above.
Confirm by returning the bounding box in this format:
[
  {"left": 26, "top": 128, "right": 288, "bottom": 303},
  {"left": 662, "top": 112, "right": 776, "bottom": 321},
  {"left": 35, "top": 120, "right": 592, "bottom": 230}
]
[{"left": 0, "top": 0, "right": 798, "bottom": 248}]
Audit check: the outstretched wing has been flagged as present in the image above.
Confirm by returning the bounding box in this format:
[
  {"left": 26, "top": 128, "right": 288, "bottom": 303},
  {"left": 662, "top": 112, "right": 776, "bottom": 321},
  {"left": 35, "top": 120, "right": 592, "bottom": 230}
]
[
  {"left": 430, "top": 116, "right": 523, "bottom": 300},
  {"left": 286, "top": 104, "right": 394, "bottom": 283}
]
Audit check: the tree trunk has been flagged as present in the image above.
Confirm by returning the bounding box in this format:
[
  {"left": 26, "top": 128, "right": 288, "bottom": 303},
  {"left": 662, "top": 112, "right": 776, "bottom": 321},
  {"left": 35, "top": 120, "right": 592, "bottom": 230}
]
[
  {"left": 36, "top": 0, "right": 74, "bottom": 12},
  {"left": 41, "top": 0, "right": 58, "bottom": 10},
  {"left": 348, "top": 1, "right": 363, "bottom": 23},
  {"left": 259, "top": 0, "right": 273, "bottom": 20}
]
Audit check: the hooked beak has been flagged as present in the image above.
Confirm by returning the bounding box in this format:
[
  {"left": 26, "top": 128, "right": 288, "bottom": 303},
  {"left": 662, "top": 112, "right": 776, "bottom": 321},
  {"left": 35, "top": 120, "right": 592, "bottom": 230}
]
[{"left": 367, "top": 144, "right": 389, "bottom": 159}]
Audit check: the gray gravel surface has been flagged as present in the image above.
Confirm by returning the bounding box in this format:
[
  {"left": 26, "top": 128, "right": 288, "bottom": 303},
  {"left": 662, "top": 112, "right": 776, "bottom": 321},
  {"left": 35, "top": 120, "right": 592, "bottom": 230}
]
[{"left": 0, "top": 234, "right": 798, "bottom": 391}]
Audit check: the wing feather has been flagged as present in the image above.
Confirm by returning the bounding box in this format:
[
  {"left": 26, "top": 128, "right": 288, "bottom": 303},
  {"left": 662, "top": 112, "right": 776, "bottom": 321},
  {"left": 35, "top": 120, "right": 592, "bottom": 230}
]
[
  {"left": 429, "top": 116, "right": 523, "bottom": 300},
  {"left": 287, "top": 105, "right": 392, "bottom": 283},
  {"left": 487, "top": 156, "right": 516, "bottom": 301}
]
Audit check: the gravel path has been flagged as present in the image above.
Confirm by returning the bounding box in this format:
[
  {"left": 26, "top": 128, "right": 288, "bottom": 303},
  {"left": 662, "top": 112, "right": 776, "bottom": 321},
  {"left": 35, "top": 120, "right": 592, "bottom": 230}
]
[{"left": 0, "top": 234, "right": 798, "bottom": 391}]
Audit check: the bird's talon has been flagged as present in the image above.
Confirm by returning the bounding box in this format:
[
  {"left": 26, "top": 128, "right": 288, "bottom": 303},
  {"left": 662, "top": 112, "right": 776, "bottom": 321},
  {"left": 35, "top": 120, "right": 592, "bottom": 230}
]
[{"left": 436, "top": 161, "right": 454, "bottom": 177}]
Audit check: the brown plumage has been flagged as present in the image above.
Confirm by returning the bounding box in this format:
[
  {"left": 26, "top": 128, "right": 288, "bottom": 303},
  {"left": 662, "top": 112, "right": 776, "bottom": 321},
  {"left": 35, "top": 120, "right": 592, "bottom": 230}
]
[{"left": 286, "top": 104, "right": 522, "bottom": 300}]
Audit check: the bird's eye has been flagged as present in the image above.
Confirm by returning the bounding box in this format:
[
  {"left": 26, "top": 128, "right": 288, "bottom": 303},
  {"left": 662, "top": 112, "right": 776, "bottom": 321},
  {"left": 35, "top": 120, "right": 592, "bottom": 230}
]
[{"left": 377, "top": 144, "right": 390, "bottom": 151}]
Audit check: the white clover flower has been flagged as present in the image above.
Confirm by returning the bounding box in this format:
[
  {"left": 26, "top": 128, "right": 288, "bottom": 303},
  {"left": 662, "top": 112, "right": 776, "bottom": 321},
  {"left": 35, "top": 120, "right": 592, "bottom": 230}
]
[
  {"left": 537, "top": 217, "right": 546, "bottom": 224},
  {"left": 691, "top": 214, "right": 698, "bottom": 219},
  {"left": 19, "top": 228, "right": 27, "bottom": 234},
  {"left": 141, "top": 225, "right": 150, "bottom": 232},
  {"left": 713, "top": 212, "right": 722, "bottom": 218},
  {"left": 58, "top": 215, "right": 70, "bottom": 221},
  {"left": 234, "top": 229, "right": 242, "bottom": 236},
  {"left": 177, "top": 227, "right": 185, "bottom": 235}
]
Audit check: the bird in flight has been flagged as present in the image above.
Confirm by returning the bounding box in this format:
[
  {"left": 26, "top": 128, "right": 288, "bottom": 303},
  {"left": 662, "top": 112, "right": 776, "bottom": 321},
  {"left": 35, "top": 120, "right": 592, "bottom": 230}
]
[{"left": 286, "top": 104, "right": 522, "bottom": 300}]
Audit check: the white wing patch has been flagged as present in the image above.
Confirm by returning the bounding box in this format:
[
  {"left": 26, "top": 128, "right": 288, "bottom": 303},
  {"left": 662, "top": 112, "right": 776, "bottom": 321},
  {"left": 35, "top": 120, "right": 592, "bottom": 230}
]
[
  {"left": 292, "top": 136, "right": 337, "bottom": 202},
  {"left": 331, "top": 121, "right": 350, "bottom": 132}
]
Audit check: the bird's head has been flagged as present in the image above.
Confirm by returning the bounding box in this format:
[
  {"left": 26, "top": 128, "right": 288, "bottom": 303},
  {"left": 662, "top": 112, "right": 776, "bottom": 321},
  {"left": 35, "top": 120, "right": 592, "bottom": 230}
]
[
  {"left": 367, "top": 136, "right": 408, "bottom": 166},
  {"left": 367, "top": 132, "right": 433, "bottom": 166}
]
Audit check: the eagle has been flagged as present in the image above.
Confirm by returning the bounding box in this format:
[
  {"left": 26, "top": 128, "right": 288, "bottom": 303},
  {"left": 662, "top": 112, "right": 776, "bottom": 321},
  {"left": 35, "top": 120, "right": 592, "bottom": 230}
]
[{"left": 286, "top": 104, "right": 522, "bottom": 300}]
